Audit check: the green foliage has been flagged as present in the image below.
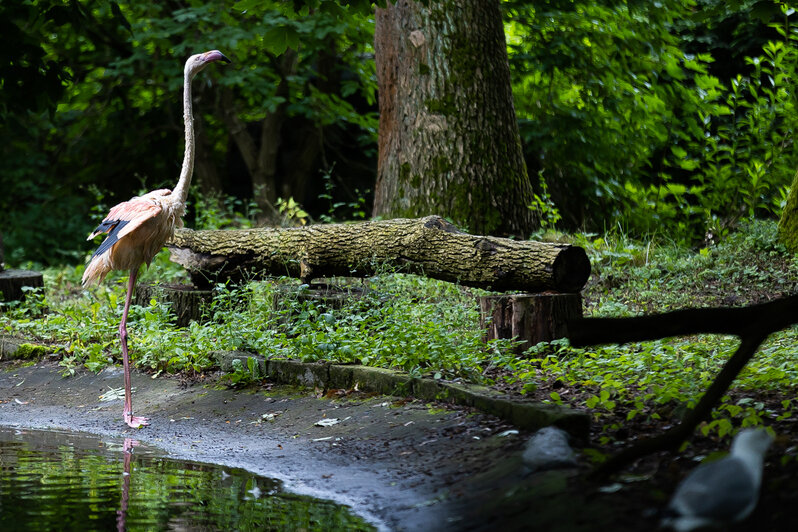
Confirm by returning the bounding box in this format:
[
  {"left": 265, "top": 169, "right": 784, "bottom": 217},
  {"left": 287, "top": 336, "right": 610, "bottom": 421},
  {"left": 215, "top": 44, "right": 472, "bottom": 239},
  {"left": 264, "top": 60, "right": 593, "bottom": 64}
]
[
  {"left": 528, "top": 171, "right": 562, "bottom": 231},
  {"left": 276, "top": 197, "right": 310, "bottom": 226},
  {"left": 1, "top": 268, "right": 506, "bottom": 382},
  {"left": 1, "top": 0, "right": 377, "bottom": 265},
  {"left": 505, "top": 0, "right": 798, "bottom": 242},
  {"left": 223, "top": 356, "right": 262, "bottom": 387},
  {"left": 317, "top": 166, "right": 370, "bottom": 223},
  {"left": 493, "top": 220, "right": 798, "bottom": 438},
  {"left": 191, "top": 191, "right": 260, "bottom": 230}
]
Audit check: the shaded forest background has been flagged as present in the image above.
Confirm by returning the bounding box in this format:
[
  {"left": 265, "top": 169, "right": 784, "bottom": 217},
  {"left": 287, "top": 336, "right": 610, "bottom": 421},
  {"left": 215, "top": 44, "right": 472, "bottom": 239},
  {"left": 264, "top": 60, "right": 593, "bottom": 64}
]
[{"left": 3, "top": 0, "right": 798, "bottom": 265}]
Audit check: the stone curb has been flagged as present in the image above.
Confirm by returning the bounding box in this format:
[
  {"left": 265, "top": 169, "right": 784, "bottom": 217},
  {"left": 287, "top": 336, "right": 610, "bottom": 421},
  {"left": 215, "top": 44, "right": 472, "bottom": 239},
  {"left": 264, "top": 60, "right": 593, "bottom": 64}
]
[
  {"left": 213, "top": 350, "right": 591, "bottom": 438},
  {"left": 0, "top": 340, "right": 591, "bottom": 438}
]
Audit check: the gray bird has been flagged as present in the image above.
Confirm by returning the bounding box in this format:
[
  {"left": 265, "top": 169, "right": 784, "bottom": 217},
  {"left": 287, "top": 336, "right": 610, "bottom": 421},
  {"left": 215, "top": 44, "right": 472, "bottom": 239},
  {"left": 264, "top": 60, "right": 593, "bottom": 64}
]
[{"left": 662, "top": 428, "right": 773, "bottom": 531}]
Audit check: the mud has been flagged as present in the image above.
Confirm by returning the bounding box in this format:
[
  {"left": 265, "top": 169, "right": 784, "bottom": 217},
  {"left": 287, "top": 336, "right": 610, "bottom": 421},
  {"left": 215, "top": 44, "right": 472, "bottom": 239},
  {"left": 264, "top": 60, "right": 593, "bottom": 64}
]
[{"left": 0, "top": 361, "right": 661, "bottom": 531}]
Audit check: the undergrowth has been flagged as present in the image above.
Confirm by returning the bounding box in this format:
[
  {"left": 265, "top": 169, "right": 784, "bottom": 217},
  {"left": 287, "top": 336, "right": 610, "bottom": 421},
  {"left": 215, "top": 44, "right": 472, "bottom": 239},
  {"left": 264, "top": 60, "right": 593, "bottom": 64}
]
[{"left": 2, "top": 219, "right": 797, "bottom": 441}]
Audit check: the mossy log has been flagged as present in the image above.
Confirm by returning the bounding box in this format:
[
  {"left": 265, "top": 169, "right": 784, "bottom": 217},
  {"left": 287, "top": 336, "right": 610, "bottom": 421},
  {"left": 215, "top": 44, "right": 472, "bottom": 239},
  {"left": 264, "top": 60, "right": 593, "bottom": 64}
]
[{"left": 167, "top": 215, "right": 591, "bottom": 292}]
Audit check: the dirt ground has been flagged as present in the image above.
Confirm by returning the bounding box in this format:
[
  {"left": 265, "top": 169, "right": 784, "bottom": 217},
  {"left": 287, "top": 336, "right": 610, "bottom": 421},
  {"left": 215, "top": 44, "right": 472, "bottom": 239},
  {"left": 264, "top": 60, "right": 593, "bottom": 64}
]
[{"left": 0, "top": 360, "right": 795, "bottom": 531}]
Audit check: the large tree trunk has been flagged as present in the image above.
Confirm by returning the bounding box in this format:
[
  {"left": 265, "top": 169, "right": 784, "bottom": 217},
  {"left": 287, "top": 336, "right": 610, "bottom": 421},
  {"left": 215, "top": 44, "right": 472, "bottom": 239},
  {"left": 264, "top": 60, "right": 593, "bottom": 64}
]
[
  {"left": 167, "top": 215, "right": 590, "bottom": 292},
  {"left": 373, "top": 0, "right": 536, "bottom": 237},
  {"left": 778, "top": 167, "right": 798, "bottom": 251}
]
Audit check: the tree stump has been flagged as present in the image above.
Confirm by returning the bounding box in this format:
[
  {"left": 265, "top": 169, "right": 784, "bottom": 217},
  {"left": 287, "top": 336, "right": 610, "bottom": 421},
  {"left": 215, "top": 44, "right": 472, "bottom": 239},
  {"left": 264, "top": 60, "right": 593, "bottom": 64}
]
[
  {"left": 293, "top": 283, "right": 365, "bottom": 311},
  {"left": 133, "top": 283, "right": 213, "bottom": 327},
  {"left": 480, "top": 293, "right": 582, "bottom": 353},
  {"left": 0, "top": 269, "right": 44, "bottom": 303}
]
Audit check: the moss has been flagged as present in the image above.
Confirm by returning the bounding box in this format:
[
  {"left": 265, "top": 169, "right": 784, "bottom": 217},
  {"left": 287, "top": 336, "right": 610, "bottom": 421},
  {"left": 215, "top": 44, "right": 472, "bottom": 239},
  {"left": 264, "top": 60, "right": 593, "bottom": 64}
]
[
  {"left": 430, "top": 156, "right": 451, "bottom": 176},
  {"left": 14, "top": 343, "right": 47, "bottom": 359},
  {"left": 419, "top": 63, "right": 431, "bottom": 75},
  {"left": 399, "top": 162, "right": 412, "bottom": 183},
  {"left": 425, "top": 94, "right": 457, "bottom": 116}
]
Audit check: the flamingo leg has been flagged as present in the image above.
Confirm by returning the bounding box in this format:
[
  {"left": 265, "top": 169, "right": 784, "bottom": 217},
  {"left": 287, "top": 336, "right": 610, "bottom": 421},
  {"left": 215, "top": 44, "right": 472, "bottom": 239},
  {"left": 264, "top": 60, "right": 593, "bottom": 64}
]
[{"left": 120, "top": 267, "right": 149, "bottom": 428}]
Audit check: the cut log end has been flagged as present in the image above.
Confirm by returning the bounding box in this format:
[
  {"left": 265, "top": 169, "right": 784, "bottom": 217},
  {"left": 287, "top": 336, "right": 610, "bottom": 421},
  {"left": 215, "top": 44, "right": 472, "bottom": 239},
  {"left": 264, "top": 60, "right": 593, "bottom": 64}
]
[{"left": 552, "top": 246, "right": 591, "bottom": 293}]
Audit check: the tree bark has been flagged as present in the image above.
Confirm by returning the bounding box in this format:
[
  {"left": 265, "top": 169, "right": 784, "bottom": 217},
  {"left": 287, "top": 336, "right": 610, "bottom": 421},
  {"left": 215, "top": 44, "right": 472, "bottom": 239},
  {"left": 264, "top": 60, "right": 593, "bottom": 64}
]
[
  {"left": 480, "top": 293, "right": 582, "bottom": 352},
  {"left": 373, "top": 0, "right": 536, "bottom": 237},
  {"left": 167, "top": 215, "right": 590, "bottom": 292},
  {"left": 777, "top": 166, "right": 798, "bottom": 251}
]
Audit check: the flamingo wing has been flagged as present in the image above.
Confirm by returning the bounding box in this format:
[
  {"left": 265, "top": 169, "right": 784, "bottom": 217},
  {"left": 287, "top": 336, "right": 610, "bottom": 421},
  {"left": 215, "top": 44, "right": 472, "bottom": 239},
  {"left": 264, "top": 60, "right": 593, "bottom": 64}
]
[{"left": 88, "top": 199, "right": 164, "bottom": 260}]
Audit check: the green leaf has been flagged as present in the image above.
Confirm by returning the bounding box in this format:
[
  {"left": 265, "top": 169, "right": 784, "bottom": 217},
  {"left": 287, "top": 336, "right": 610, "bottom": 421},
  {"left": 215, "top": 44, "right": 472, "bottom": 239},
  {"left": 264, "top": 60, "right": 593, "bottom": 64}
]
[{"left": 261, "top": 26, "right": 300, "bottom": 56}]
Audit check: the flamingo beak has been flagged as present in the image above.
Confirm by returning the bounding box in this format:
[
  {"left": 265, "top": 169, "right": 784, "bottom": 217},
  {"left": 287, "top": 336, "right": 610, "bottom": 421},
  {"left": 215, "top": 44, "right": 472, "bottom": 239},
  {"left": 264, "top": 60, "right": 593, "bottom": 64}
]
[{"left": 204, "top": 50, "right": 231, "bottom": 64}]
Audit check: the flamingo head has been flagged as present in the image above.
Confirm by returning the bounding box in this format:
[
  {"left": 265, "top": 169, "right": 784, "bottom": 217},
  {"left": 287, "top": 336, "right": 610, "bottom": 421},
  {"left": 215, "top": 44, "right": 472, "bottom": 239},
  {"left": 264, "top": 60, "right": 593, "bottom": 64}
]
[{"left": 185, "top": 50, "right": 231, "bottom": 78}]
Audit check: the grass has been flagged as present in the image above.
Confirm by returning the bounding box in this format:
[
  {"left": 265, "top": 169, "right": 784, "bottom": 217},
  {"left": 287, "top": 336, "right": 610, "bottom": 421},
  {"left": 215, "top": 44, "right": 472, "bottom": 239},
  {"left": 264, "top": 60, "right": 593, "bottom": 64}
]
[{"left": 2, "top": 219, "right": 797, "bottom": 443}]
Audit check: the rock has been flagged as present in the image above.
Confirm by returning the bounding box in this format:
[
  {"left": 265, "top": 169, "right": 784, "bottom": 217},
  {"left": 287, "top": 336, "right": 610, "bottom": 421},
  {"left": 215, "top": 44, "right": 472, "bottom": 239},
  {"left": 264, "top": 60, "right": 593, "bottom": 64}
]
[{"left": 522, "top": 426, "right": 578, "bottom": 473}]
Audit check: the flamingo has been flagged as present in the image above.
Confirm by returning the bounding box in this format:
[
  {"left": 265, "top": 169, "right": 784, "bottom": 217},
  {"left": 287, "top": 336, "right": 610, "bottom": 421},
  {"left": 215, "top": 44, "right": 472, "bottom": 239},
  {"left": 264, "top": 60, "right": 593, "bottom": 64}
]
[{"left": 82, "top": 50, "right": 230, "bottom": 428}]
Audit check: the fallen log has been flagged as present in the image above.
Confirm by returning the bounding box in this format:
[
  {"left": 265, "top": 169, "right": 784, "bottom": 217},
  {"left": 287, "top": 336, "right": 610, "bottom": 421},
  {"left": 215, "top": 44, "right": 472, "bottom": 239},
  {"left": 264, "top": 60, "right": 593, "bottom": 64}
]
[{"left": 167, "top": 215, "right": 591, "bottom": 292}]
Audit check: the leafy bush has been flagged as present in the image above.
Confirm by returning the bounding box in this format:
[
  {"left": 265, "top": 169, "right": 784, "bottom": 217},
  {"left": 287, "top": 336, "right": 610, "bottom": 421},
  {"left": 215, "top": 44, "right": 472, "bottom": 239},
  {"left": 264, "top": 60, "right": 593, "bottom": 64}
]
[{"left": 506, "top": 1, "right": 798, "bottom": 243}]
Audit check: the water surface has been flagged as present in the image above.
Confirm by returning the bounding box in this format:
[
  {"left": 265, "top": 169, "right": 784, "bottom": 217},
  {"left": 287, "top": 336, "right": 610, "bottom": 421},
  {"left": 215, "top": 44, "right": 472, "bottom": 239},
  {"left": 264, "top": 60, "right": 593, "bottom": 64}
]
[{"left": 0, "top": 427, "right": 374, "bottom": 531}]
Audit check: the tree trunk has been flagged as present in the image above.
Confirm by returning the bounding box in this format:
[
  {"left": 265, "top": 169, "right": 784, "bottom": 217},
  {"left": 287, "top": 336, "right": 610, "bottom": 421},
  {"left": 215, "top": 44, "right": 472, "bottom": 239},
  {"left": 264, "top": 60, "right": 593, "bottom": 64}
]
[
  {"left": 373, "top": 0, "right": 536, "bottom": 237},
  {"left": 778, "top": 167, "right": 798, "bottom": 251},
  {"left": 166, "top": 215, "right": 590, "bottom": 292}
]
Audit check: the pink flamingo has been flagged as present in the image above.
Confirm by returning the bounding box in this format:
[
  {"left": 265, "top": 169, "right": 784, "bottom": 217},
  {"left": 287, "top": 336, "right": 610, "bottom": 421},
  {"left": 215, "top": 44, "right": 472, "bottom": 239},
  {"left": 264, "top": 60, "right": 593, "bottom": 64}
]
[{"left": 82, "top": 50, "right": 230, "bottom": 428}]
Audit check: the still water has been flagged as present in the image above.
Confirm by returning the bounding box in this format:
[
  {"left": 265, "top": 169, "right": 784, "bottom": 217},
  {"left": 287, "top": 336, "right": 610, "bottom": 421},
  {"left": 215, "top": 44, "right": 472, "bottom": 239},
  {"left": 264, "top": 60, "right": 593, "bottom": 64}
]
[{"left": 0, "top": 427, "right": 374, "bottom": 531}]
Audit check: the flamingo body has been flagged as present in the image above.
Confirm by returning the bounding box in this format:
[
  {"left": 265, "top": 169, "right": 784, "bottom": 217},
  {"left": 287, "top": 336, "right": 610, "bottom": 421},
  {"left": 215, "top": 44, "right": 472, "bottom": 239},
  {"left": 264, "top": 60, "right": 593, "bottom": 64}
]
[{"left": 82, "top": 189, "right": 183, "bottom": 286}]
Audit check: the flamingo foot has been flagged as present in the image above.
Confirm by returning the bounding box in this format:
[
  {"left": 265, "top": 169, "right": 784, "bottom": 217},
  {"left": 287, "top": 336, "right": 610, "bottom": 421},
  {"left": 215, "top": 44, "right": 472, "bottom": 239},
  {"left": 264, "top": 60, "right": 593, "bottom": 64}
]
[{"left": 124, "top": 413, "right": 149, "bottom": 429}]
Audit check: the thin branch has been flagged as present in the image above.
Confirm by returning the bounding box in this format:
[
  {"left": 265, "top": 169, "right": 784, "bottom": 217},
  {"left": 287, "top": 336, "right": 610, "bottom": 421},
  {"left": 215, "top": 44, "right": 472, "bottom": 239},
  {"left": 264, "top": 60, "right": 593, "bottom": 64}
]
[
  {"left": 567, "top": 294, "right": 798, "bottom": 479},
  {"left": 587, "top": 332, "right": 767, "bottom": 479},
  {"left": 569, "top": 295, "right": 798, "bottom": 347}
]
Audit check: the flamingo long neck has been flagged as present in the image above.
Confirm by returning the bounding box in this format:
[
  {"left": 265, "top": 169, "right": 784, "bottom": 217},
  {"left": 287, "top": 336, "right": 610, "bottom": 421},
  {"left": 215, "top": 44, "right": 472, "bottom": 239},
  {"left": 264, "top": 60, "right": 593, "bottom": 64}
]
[{"left": 172, "top": 68, "right": 196, "bottom": 208}]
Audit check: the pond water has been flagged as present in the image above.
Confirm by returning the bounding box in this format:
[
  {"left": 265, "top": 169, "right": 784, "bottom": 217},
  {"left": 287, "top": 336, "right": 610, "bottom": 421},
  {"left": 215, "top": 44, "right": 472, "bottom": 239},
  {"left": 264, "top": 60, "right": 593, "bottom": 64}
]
[{"left": 0, "top": 427, "right": 374, "bottom": 531}]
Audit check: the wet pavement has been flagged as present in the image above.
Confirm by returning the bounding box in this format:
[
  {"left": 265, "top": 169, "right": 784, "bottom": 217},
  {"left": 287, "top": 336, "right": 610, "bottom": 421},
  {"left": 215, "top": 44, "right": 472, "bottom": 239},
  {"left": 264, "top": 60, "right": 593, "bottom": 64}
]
[{"left": 0, "top": 361, "right": 542, "bottom": 531}]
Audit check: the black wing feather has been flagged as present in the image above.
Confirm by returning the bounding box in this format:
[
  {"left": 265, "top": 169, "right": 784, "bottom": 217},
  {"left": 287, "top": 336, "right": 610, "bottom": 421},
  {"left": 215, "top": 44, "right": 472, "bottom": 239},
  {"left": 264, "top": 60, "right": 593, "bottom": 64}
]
[{"left": 90, "top": 219, "right": 130, "bottom": 259}]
